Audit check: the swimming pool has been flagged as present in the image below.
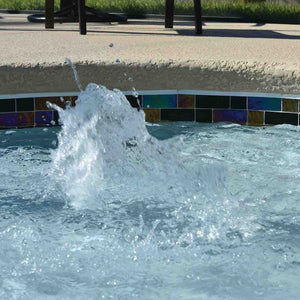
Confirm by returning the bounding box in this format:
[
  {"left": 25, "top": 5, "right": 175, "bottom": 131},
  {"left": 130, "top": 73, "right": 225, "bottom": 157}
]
[{"left": 0, "top": 85, "right": 299, "bottom": 299}]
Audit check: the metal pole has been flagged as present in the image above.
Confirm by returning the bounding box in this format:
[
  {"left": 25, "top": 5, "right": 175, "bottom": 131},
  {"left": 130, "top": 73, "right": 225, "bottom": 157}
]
[
  {"left": 165, "top": 0, "right": 174, "bottom": 28},
  {"left": 78, "top": 0, "right": 87, "bottom": 35},
  {"left": 45, "top": 0, "right": 54, "bottom": 29},
  {"left": 194, "top": 0, "right": 202, "bottom": 34}
]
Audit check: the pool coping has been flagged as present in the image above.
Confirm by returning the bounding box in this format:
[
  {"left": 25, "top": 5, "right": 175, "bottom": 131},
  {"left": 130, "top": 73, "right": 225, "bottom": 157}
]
[
  {"left": 1, "top": 14, "right": 299, "bottom": 96},
  {"left": 1, "top": 89, "right": 300, "bottom": 100}
]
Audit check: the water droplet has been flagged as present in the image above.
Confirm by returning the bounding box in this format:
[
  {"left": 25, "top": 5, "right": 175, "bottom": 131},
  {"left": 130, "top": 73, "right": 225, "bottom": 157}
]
[
  {"left": 4, "top": 130, "right": 16, "bottom": 135},
  {"left": 133, "top": 91, "right": 139, "bottom": 98}
]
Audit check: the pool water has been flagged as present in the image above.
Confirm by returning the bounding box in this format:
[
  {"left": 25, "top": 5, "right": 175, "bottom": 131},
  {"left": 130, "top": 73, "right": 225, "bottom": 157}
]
[{"left": 0, "top": 85, "right": 299, "bottom": 299}]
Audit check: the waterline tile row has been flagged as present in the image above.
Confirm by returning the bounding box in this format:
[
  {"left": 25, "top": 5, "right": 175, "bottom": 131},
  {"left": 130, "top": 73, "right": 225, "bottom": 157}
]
[{"left": 0, "top": 91, "right": 299, "bottom": 128}]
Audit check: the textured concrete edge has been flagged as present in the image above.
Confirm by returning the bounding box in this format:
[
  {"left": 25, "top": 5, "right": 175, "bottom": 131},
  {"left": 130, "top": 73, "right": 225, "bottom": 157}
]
[{"left": 0, "top": 61, "right": 299, "bottom": 95}]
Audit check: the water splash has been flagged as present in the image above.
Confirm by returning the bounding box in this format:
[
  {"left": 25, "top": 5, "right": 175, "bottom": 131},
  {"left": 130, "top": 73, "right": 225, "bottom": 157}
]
[
  {"left": 50, "top": 83, "right": 260, "bottom": 247},
  {"left": 50, "top": 83, "right": 181, "bottom": 209},
  {"left": 65, "top": 58, "right": 83, "bottom": 92}
]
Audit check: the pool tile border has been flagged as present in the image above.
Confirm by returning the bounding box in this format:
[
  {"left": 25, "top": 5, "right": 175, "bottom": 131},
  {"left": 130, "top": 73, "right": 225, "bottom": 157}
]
[
  {"left": 213, "top": 109, "right": 247, "bottom": 125},
  {"left": 0, "top": 90, "right": 300, "bottom": 128}
]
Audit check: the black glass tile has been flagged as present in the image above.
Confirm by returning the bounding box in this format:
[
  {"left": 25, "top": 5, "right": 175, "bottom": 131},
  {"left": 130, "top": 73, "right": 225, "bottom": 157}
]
[
  {"left": 0, "top": 99, "right": 15, "bottom": 112},
  {"left": 53, "top": 111, "right": 60, "bottom": 125},
  {"left": 126, "top": 95, "right": 142, "bottom": 109},
  {"left": 231, "top": 96, "right": 247, "bottom": 109},
  {"left": 265, "top": 112, "right": 298, "bottom": 126},
  {"left": 161, "top": 109, "right": 194, "bottom": 121},
  {"left": 196, "top": 95, "right": 230, "bottom": 109},
  {"left": 196, "top": 109, "right": 212, "bottom": 123},
  {"left": 16, "top": 98, "right": 34, "bottom": 112}
]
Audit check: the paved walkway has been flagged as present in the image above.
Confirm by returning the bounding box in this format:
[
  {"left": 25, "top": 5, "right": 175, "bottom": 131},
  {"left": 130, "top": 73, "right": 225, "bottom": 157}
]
[{"left": 0, "top": 13, "right": 299, "bottom": 95}]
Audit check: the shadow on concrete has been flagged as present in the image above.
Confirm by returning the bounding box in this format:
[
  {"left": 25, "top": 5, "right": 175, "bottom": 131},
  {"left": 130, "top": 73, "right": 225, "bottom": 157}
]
[
  {"left": 0, "top": 28, "right": 83, "bottom": 33},
  {"left": 0, "top": 21, "right": 38, "bottom": 26},
  {"left": 252, "top": 23, "right": 266, "bottom": 27},
  {"left": 176, "top": 28, "right": 300, "bottom": 40},
  {"left": 129, "top": 20, "right": 198, "bottom": 27},
  {"left": 0, "top": 21, "right": 299, "bottom": 40},
  {"left": 88, "top": 27, "right": 300, "bottom": 40}
]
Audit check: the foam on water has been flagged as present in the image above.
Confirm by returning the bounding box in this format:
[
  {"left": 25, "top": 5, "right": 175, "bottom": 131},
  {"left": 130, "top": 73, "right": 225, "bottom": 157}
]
[{"left": 0, "top": 85, "right": 300, "bottom": 299}]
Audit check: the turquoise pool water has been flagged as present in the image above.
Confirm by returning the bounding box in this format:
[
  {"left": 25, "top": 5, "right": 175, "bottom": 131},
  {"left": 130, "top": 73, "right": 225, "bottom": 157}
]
[{"left": 0, "top": 85, "right": 299, "bottom": 299}]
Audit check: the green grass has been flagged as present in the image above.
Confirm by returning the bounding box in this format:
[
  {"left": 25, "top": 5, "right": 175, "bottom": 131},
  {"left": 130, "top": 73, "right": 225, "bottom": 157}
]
[{"left": 0, "top": 0, "right": 299, "bottom": 22}]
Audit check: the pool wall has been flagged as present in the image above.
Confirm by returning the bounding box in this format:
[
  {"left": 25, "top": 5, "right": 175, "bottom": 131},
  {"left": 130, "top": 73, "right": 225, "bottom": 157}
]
[{"left": 0, "top": 90, "right": 299, "bottom": 128}]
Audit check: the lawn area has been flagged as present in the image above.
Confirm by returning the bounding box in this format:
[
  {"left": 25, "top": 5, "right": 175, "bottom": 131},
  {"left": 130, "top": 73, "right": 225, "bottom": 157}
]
[{"left": 0, "top": 0, "right": 299, "bottom": 22}]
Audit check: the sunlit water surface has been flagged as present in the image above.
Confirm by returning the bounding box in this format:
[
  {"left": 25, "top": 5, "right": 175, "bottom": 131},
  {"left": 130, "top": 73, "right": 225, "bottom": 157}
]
[{"left": 0, "top": 85, "right": 299, "bottom": 299}]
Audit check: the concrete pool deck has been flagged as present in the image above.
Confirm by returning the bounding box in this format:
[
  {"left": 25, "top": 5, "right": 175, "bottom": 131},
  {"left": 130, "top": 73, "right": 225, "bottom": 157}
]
[{"left": 0, "top": 13, "right": 299, "bottom": 95}]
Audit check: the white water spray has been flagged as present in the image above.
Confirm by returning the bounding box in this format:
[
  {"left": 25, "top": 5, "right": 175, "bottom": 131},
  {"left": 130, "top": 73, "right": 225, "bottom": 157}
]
[{"left": 65, "top": 58, "right": 83, "bottom": 91}]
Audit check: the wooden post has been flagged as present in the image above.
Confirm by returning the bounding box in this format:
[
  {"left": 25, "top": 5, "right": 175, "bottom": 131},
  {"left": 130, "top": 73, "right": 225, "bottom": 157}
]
[
  {"left": 45, "top": 0, "right": 54, "bottom": 29},
  {"left": 193, "top": 0, "right": 202, "bottom": 34},
  {"left": 78, "top": 0, "right": 87, "bottom": 35},
  {"left": 165, "top": 0, "right": 174, "bottom": 28}
]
